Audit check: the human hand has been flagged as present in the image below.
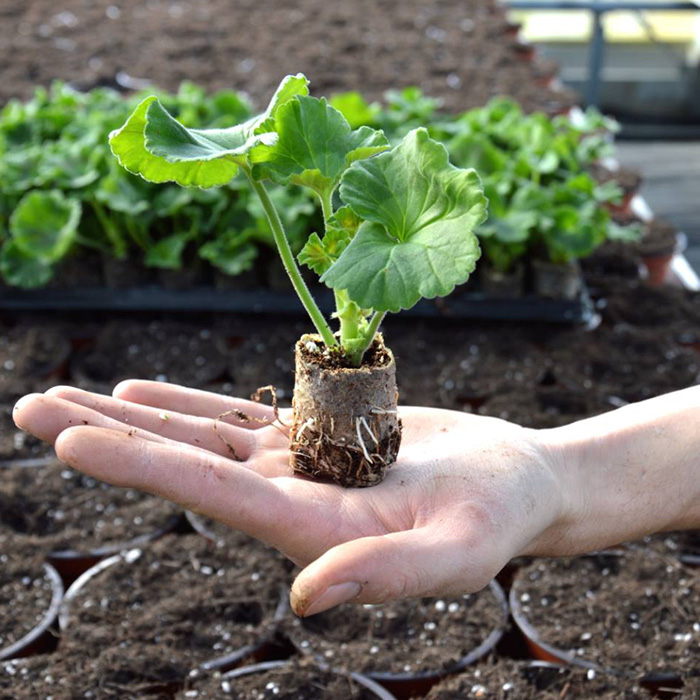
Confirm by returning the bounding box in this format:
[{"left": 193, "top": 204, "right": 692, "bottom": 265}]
[{"left": 13, "top": 381, "right": 571, "bottom": 616}]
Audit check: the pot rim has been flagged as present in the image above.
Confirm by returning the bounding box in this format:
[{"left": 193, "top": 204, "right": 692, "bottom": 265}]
[
  {"left": 48, "top": 512, "right": 182, "bottom": 560},
  {"left": 294, "top": 578, "right": 508, "bottom": 683},
  {"left": 222, "top": 659, "right": 398, "bottom": 700},
  {"left": 0, "top": 562, "right": 64, "bottom": 661},
  {"left": 58, "top": 547, "right": 289, "bottom": 672},
  {"left": 509, "top": 553, "right": 686, "bottom": 684}
]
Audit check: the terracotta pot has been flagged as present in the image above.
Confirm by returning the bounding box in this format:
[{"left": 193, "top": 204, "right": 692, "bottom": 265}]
[
  {"left": 0, "top": 563, "right": 63, "bottom": 661},
  {"left": 641, "top": 233, "right": 686, "bottom": 288},
  {"left": 532, "top": 259, "right": 582, "bottom": 300},
  {"left": 217, "top": 660, "right": 398, "bottom": 700},
  {"left": 59, "top": 548, "right": 289, "bottom": 674}
]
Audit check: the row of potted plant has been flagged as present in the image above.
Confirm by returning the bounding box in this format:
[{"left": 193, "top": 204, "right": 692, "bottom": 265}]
[{"left": 0, "top": 81, "right": 647, "bottom": 299}]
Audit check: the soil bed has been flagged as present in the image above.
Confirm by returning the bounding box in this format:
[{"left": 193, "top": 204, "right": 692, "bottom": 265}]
[
  {"left": 0, "top": 546, "right": 57, "bottom": 657},
  {"left": 179, "top": 659, "right": 388, "bottom": 700},
  {"left": 60, "top": 534, "right": 290, "bottom": 687},
  {"left": 511, "top": 550, "right": 699, "bottom": 678},
  {"left": 424, "top": 659, "right": 648, "bottom": 699},
  {"left": 286, "top": 584, "right": 505, "bottom": 677},
  {"left": 72, "top": 321, "right": 228, "bottom": 390},
  {"left": 0, "top": 462, "right": 180, "bottom": 554}
]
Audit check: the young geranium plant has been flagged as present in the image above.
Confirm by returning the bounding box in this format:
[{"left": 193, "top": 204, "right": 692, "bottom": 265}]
[{"left": 110, "top": 74, "right": 487, "bottom": 487}]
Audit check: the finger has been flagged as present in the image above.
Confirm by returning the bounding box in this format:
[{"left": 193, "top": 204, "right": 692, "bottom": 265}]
[
  {"left": 13, "top": 393, "right": 217, "bottom": 456},
  {"left": 45, "top": 386, "right": 258, "bottom": 461},
  {"left": 55, "top": 426, "right": 298, "bottom": 544},
  {"left": 290, "top": 528, "right": 495, "bottom": 617},
  {"left": 112, "top": 380, "right": 289, "bottom": 430}
]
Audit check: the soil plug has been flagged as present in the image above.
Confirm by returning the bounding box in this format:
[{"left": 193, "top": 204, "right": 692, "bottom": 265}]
[{"left": 109, "top": 73, "right": 487, "bottom": 487}]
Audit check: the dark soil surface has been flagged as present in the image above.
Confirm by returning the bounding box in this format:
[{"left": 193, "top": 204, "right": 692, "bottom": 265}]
[
  {"left": 0, "top": 549, "right": 55, "bottom": 653},
  {"left": 60, "top": 534, "right": 290, "bottom": 688},
  {"left": 512, "top": 550, "right": 699, "bottom": 677},
  {"left": 0, "top": 0, "right": 576, "bottom": 115},
  {"left": 423, "top": 659, "right": 648, "bottom": 699},
  {"left": 72, "top": 321, "right": 229, "bottom": 390},
  {"left": 0, "top": 462, "right": 180, "bottom": 553},
  {"left": 179, "top": 659, "right": 381, "bottom": 700},
  {"left": 286, "top": 585, "right": 505, "bottom": 676},
  {"left": 634, "top": 219, "right": 680, "bottom": 258}
]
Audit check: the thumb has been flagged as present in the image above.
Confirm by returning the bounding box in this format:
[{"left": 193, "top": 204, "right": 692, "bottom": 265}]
[{"left": 290, "top": 527, "right": 496, "bottom": 617}]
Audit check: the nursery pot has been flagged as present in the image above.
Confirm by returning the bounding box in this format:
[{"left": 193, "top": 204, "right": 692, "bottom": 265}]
[
  {"left": 290, "top": 333, "right": 401, "bottom": 488},
  {"left": 214, "top": 660, "right": 398, "bottom": 700},
  {"left": 531, "top": 259, "right": 582, "bottom": 300},
  {"left": 289, "top": 580, "right": 508, "bottom": 700},
  {"left": 47, "top": 512, "right": 182, "bottom": 585},
  {"left": 641, "top": 232, "right": 686, "bottom": 288},
  {"left": 481, "top": 263, "right": 525, "bottom": 299},
  {"left": 0, "top": 562, "right": 63, "bottom": 661},
  {"left": 509, "top": 553, "right": 688, "bottom": 692},
  {"left": 59, "top": 546, "right": 289, "bottom": 675}
]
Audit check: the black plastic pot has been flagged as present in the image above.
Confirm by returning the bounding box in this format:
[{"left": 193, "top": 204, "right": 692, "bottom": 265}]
[
  {"left": 481, "top": 263, "right": 525, "bottom": 299},
  {"left": 0, "top": 562, "right": 63, "bottom": 661},
  {"left": 532, "top": 259, "right": 582, "bottom": 300}
]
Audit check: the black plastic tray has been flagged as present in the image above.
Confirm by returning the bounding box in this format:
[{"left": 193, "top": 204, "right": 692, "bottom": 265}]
[{"left": 0, "top": 284, "right": 598, "bottom": 325}]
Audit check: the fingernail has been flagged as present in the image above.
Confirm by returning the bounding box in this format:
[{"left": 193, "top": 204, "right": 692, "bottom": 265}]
[{"left": 297, "top": 582, "right": 362, "bottom": 617}]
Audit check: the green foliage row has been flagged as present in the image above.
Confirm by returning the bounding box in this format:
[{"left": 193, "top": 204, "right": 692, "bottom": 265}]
[{"left": 0, "top": 82, "right": 639, "bottom": 289}]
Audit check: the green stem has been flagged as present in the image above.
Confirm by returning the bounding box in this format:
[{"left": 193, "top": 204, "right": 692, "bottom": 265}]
[
  {"left": 91, "top": 202, "right": 126, "bottom": 259},
  {"left": 356, "top": 311, "right": 386, "bottom": 362},
  {"left": 320, "top": 189, "right": 334, "bottom": 228},
  {"left": 246, "top": 173, "right": 337, "bottom": 348}
]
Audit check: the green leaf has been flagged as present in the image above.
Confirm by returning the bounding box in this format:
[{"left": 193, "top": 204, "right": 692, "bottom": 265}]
[
  {"left": 249, "top": 96, "right": 389, "bottom": 198},
  {"left": 95, "top": 170, "right": 151, "bottom": 215},
  {"left": 109, "top": 74, "right": 309, "bottom": 188},
  {"left": 329, "top": 92, "right": 380, "bottom": 129},
  {"left": 327, "top": 205, "right": 363, "bottom": 238},
  {"left": 144, "top": 232, "right": 193, "bottom": 269},
  {"left": 298, "top": 228, "right": 351, "bottom": 276},
  {"left": 199, "top": 233, "right": 258, "bottom": 276},
  {"left": 322, "top": 128, "right": 486, "bottom": 312},
  {"left": 10, "top": 190, "right": 81, "bottom": 263},
  {"left": 0, "top": 240, "right": 54, "bottom": 288}
]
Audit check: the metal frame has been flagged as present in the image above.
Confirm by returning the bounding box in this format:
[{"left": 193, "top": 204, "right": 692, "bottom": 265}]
[{"left": 504, "top": 1, "right": 700, "bottom": 105}]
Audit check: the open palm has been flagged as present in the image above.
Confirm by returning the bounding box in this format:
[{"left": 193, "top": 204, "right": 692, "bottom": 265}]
[{"left": 14, "top": 381, "right": 562, "bottom": 615}]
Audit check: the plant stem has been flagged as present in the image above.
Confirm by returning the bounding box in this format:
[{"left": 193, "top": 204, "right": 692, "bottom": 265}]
[
  {"left": 246, "top": 173, "right": 337, "bottom": 348},
  {"left": 92, "top": 202, "right": 126, "bottom": 258},
  {"left": 356, "top": 311, "right": 386, "bottom": 362},
  {"left": 320, "top": 189, "right": 334, "bottom": 226}
]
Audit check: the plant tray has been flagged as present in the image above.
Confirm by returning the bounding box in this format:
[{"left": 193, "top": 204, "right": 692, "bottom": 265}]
[{"left": 0, "top": 284, "right": 598, "bottom": 325}]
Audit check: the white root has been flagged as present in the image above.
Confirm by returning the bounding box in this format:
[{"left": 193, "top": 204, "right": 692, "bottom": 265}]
[
  {"left": 359, "top": 415, "right": 379, "bottom": 446},
  {"left": 370, "top": 406, "right": 397, "bottom": 415},
  {"left": 355, "top": 417, "right": 374, "bottom": 463},
  {"left": 295, "top": 417, "right": 315, "bottom": 440}
]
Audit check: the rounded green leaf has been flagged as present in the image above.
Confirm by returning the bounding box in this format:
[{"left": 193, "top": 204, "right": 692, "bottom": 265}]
[
  {"left": 322, "top": 128, "right": 487, "bottom": 312},
  {"left": 109, "top": 74, "right": 310, "bottom": 189},
  {"left": 9, "top": 190, "right": 81, "bottom": 263},
  {"left": 0, "top": 240, "right": 54, "bottom": 288},
  {"left": 249, "top": 96, "right": 389, "bottom": 198}
]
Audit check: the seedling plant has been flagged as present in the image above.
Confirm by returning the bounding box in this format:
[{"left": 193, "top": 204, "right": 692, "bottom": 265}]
[{"left": 110, "top": 74, "right": 487, "bottom": 487}]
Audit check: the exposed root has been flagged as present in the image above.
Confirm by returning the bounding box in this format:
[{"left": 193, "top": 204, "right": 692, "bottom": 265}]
[{"left": 213, "top": 385, "right": 288, "bottom": 453}]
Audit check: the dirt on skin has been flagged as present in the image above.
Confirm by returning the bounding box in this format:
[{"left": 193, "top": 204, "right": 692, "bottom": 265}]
[
  {"left": 0, "top": 0, "right": 576, "bottom": 116},
  {"left": 0, "top": 546, "right": 55, "bottom": 654},
  {"left": 0, "top": 462, "right": 180, "bottom": 554},
  {"left": 286, "top": 585, "right": 505, "bottom": 677},
  {"left": 60, "top": 534, "right": 291, "bottom": 689},
  {"left": 423, "top": 659, "right": 649, "bottom": 699},
  {"left": 178, "top": 659, "right": 381, "bottom": 700},
  {"left": 290, "top": 334, "right": 401, "bottom": 488},
  {"left": 512, "top": 550, "right": 700, "bottom": 677}
]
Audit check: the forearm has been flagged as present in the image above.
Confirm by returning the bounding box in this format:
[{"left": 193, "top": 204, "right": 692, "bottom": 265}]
[{"left": 532, "top": 386, "right": 700, "bottom": 555}]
